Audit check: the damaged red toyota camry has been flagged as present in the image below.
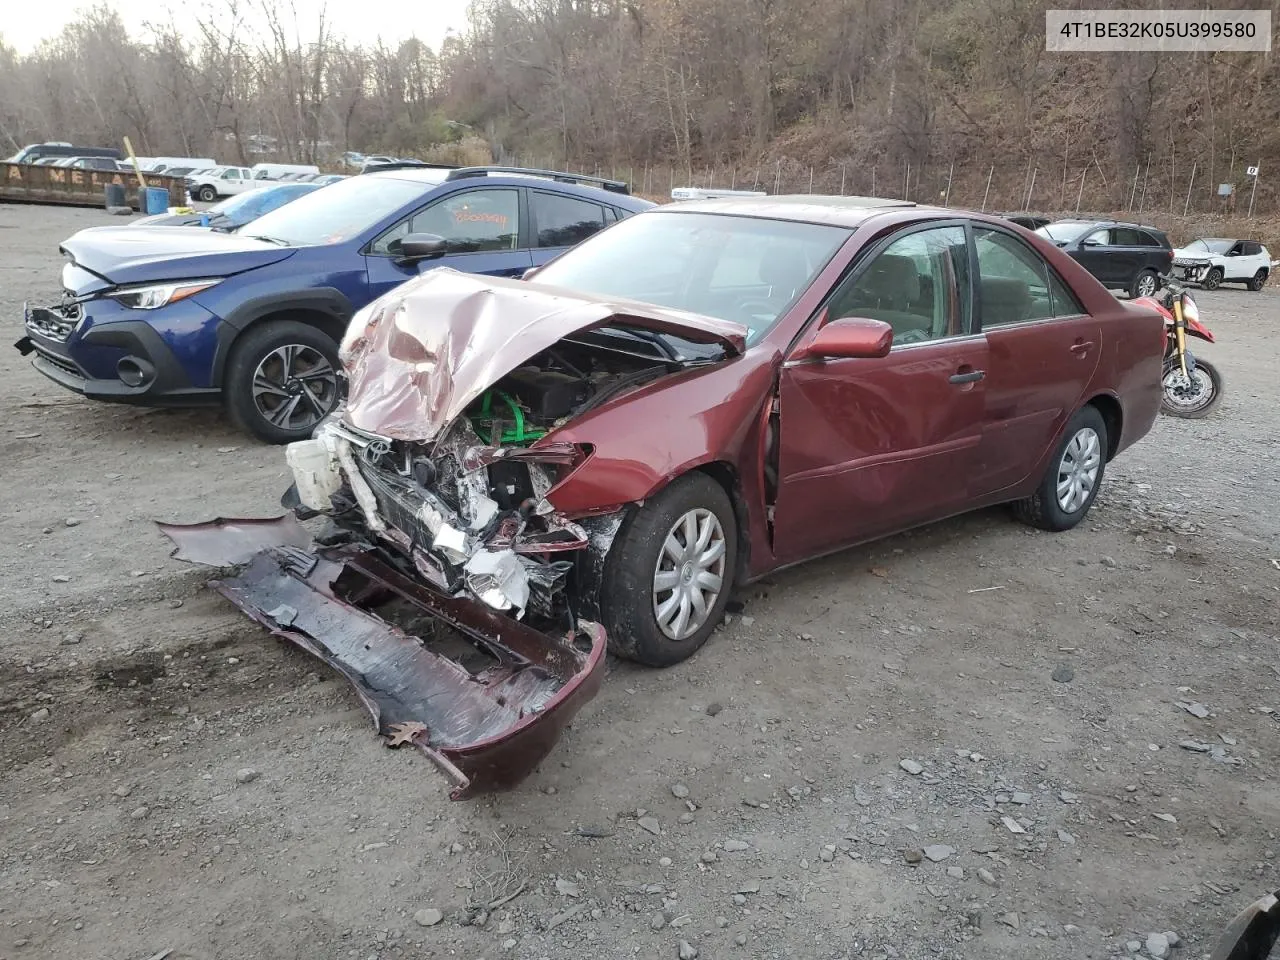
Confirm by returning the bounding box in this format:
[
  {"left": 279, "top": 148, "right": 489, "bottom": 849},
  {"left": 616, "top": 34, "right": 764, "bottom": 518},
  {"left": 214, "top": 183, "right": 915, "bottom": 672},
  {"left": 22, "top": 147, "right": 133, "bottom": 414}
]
[{"left": 163, "top": 196, "right": 1165, "bottom": 796}]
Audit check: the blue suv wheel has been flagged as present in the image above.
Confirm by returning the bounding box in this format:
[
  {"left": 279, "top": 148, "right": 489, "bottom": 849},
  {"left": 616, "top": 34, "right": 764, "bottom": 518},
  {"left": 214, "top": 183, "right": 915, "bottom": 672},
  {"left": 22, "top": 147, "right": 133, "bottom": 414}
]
[{"left": 223, "top": 320, "right": 342, "bottom": 443}]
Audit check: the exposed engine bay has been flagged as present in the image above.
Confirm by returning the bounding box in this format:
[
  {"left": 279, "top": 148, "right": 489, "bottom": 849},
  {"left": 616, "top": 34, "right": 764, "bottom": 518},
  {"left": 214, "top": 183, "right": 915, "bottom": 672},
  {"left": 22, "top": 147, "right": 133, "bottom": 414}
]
[{"left": 288, "top": 335, "right": 677, "bottom": 620}]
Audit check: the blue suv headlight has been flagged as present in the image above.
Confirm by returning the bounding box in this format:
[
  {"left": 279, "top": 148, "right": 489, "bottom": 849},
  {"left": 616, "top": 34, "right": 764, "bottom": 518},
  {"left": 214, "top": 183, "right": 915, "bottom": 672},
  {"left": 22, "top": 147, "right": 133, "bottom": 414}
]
[{"left": 106, "top": 279, "right": 223, "bottom": 310}]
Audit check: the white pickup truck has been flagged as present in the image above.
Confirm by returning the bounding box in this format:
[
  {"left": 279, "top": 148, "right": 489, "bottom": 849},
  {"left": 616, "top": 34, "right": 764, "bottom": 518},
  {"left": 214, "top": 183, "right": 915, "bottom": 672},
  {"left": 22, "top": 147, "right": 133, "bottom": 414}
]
[{"left": 185, "top": 166, "right": 257, "bottom": 202}]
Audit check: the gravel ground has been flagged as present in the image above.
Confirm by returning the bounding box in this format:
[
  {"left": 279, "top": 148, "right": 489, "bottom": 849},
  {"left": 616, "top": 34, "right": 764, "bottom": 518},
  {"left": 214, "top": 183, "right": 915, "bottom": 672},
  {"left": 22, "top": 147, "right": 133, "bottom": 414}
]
[{"left": 1, "top": 204, "right": 1278, "bottom": 960}]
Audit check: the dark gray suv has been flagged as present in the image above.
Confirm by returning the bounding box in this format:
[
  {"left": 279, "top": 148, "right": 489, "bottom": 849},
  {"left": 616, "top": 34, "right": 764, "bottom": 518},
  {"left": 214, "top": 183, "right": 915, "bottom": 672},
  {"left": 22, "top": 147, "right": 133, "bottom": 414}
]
[{"left": 1036, "top": 220, "right": 1174, "bottom": 298}]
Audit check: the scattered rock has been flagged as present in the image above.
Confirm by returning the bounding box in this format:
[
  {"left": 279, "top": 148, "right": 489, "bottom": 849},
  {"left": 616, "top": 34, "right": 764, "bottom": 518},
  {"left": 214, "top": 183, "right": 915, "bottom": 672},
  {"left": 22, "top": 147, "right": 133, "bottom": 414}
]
[
  {"left": 1057, "top": 830, "right": 1076, "bottom": 844},
  {"left": 1180, "top": 701, "right": 1211, "bottom": 719},
  {"left": 113, "top": 785, "right": 132, "bottom": 798},
  {"left": 671, "top": 783, "right": 690, "bottom": 799},
  {"left": 1164, "top": 931, "right": 1180, "bottom": 947},
  {"left": 235, "top": 768, "right": 260, "bottom": 785},
  {"left": 659, "top": 857, "right": 672, "bottom": 867},
  {"left": 129, "top": 806, "right": 150, "bottom": 820},
  {"left": 923, "top": 844, "right": 954, "bottom": 862},
  {"left": 1101, "top": 556, "right": 1117, "bottom": 568},
  {"left": 29, "top": 707, "right": 50, "bottom": 723},
  {"left": 638, "top": 816, "right": 661, "bottom": 835},
  {"left": 976, "top": 868, "right": 997, "bottom": 886},
  {"left": 1011, "top": 792, "right": 1032, "bottom": 805},
  {"left": 1063, "top": 924, "right": 1082, "bottom": 936},
  {"left": 51, "top": 575, "right": 71, "bottom": 584},
  {"left": 1059, "top": 790, "right": 1079, "bottom": 803},
  {"left": 1153, "top": 813, "right": 1177, "bottom": 824},
  {"left": 61, "top": 632, "right": 82, "bottom": 645},
  {"left": 903, "top": 848, "right": 924, "bottom": 864},
  {"left": 678, "top": 813, "right": 695, "bottom": 825},
  {"left": 414, "top": 908, "right": 443, "bottom": 927},
  {"left": 996, "top": 912, "right": 1019, "bottom": 930},
  {"left": 819, "top": 846, "right": 835, "bottom": 862},
  {"left": 555, "top": 878, "right": 580, "bottom": 898},
  {"left": 1126, "top": 940, "right": 1142, "bottom": 953},
  {"left": 1179, "top": 740, "right": 1213, "bottom": 753},
  {"left": 678, "top": 940, "right": 699, "bottom": 960},
  {"left": 734, "top": 933, "right": 748, "bottom": 946},
  {"left": 1000, "top": 816, "right": 1026, "bottom": 834},
  {"left": 705, "top": 702, "right": 724, "bottom": 717},
  {"left": 946, "top": 866, "right": 965, "bottom": 879},
  {"left": 64, "top": 517, "right": 82, "bottom": 527},
  {"left": 723, "top": 839, "right": 750, "bottom": 852},
  {"left": 899, "top": 759, "right": 924, "bottom": 775},
  {"left": 1145, "top": 932, "right": 1170, "bottom": 958},
  {"left": 1052, "top": 666, "right": 1075, "bottom": 683},
  {"left": 737, "top": 880, "right": 761, "bottom": 894},
  {"left": 650, "top": 913, "right": 666, "bottom": 931},
  {"left": 716, "top": 917, "right": 729, "bottom": 928}
]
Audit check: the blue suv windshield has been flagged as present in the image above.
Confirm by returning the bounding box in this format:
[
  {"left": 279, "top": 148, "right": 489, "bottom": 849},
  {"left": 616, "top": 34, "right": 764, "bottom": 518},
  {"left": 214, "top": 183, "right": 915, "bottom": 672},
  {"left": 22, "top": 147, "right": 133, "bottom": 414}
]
[{"left": 237, "top": 176, "right": 428, "bottom": 246}]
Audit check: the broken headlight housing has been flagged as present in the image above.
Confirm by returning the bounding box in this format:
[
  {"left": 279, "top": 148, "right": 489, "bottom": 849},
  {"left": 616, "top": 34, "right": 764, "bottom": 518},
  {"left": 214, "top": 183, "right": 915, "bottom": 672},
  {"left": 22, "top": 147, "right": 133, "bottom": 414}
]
[{"left": 106, "top": 279, "right": 222, "bottom": 310}]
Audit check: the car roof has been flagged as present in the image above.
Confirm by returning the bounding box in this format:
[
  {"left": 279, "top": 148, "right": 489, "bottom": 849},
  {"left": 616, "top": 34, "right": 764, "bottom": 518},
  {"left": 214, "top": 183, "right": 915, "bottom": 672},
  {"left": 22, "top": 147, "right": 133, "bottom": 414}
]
[
  {"left": 367, "top": 168, "right": 653, "bottom": 209},
  {"left": 1046, "top": 218, "right": 1165, "bottom": 231},
  {"left": 658, "top": 194, "right": 917, "bottom": 227}
]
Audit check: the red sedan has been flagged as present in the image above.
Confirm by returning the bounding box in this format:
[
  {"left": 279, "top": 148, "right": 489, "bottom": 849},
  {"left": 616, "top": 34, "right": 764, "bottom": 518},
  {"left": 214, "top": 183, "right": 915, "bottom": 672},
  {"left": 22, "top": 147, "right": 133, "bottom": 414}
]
[{"left": 164, "top": 196, "right": 1165, "bottom": 795}]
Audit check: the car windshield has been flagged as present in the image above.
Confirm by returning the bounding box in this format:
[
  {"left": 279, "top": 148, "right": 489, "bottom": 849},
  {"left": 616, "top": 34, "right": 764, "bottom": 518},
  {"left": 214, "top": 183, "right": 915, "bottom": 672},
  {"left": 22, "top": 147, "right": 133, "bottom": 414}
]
[
  {"left": 1037, "top": 222, "right": 1092, "bottom": 243},
  {"left": 235, "top": 175, "right": 427, "bottom": 246},
  {"left": 1187, "top": 238, "right": 1232, "bottom": 254},
  {"left": 532, "top": 210, "right": 850, "bottom": 343}
]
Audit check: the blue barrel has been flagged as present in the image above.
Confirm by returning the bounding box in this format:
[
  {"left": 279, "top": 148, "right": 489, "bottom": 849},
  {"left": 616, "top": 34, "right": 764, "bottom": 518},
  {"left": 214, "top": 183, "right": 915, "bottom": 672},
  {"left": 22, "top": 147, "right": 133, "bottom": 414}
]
[
  {"left": 143, "top": 186, "right": 169, "bottom": 214},
  {"left": 104, "top": 183, "right": 127, "bottom": 208}
]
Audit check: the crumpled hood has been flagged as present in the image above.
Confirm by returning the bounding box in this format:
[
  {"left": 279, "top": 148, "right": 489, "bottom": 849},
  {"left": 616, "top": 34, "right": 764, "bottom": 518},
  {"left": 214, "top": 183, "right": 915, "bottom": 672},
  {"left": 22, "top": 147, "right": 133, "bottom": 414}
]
[
  {"left": 60, "top": 225, "right": 294, "bottom": 287},
  {"left": 1172, "top": 246, "right": 1215, "bottom": 262},
  {"left": 339, "top": 268, "right": 748, "bottom": 442}
]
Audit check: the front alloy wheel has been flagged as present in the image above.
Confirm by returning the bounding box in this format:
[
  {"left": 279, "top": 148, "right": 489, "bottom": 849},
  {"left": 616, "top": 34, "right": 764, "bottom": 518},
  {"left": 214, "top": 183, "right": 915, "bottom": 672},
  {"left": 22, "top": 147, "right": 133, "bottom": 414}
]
[
  {"left": 1134, "top": 271, "right": 1158, "bottom": 298},
  {"left": 252, "top": 344, "right": 338, "bottom": 434},
  {"left": 652, "top": 508, "right": 727, "bottom": 642}
]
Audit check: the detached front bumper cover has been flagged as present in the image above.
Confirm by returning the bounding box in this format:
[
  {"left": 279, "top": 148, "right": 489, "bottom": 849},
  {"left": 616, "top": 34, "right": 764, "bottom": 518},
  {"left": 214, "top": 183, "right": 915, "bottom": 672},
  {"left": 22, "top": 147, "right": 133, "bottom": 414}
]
[{"left": 159, "top": 516, "right": 606, "bottom": 799}]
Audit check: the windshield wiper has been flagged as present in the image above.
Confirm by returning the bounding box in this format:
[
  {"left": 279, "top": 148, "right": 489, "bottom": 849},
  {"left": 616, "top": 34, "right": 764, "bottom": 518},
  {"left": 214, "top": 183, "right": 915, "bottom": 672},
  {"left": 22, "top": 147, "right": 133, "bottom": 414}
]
[{"left": 245, "top": 234, "right": 290, "bottom": 246}]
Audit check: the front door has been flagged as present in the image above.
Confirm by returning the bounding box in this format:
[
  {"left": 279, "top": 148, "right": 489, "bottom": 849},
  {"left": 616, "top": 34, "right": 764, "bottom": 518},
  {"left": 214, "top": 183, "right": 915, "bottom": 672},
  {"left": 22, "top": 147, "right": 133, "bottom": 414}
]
[
  {"left": 364, "top": 186, "right": 533, "bottom": 301},
  {"left": 1074, "top": 228, "right": 1124, "bottom": 284},
  {"left": 772, "top": 224, "right": 989, "bottom": 562},
  {"left": 969, "top": 226, "right": 1102, "bottom": 496}
]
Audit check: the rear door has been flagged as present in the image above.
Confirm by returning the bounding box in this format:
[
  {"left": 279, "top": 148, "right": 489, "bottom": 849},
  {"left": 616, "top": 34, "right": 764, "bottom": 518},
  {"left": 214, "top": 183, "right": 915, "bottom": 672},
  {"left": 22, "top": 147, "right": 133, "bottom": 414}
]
[
  {"left": 773, "top": 224, "right": 989, "bottom": 561},
  {"left": 364, "top": 186, "right": 532, "bottom": 300},
  {"left": 527, "top": 190, "right": 612, "bottom": 267},
  {"left": 969, "top": 225, "right": 1102, "bottom": 497},
  {"left": 1109, "top": 227, "right": 1147, "bottom": 284}
]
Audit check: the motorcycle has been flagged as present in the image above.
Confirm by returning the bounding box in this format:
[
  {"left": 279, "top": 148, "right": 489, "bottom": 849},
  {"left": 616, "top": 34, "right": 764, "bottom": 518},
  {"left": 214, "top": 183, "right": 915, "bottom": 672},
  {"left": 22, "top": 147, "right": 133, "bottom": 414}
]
[{"left": 1134, "top": 277, "right": 1224, "bottom": 418}]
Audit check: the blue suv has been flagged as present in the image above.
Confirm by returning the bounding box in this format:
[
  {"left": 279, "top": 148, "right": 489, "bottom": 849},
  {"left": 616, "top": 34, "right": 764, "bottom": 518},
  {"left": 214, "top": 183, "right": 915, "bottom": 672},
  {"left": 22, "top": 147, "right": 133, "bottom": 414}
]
[{"left": 16, "top": 166, "right": 653, "bottom": 443}]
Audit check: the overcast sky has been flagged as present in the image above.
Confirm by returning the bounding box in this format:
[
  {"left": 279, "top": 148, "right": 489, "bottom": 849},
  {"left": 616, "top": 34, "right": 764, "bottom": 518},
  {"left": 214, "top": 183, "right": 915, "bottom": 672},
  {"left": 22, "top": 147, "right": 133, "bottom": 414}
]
[{"left": 2, "top": 0, "right": 473, "bottom": 53}]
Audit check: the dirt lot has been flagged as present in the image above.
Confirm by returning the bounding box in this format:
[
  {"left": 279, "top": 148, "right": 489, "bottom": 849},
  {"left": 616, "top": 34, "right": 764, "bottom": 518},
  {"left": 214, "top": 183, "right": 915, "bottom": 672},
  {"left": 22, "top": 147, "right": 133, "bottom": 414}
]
[{"left": 1, "top": 204, "right": 1278, "bottom": 960}]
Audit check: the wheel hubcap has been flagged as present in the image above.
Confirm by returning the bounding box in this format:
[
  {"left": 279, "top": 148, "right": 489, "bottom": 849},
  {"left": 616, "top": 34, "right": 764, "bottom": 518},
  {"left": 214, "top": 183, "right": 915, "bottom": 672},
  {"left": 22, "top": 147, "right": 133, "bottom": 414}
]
[
  {"left": 1056, "top": 427, "right": 1101, "bottom": 514},
  {"left": 652, "top": 508, "right": 726, "bottom": 642},
  {"left": 252, "top": 344, "right": 338, "bottom": 432},
  {"left": 1163, "top": 367, "right": 1215, "bottom": 412},
  {"left": 1137, "top": 275, "right": 1156, "bottom": 297}
]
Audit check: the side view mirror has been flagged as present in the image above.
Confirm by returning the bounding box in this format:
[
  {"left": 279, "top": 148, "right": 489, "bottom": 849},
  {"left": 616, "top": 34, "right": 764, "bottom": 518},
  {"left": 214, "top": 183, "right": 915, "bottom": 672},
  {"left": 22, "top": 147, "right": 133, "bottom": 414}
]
[
  {"left": 792, "top": 316, "right": 894, "bottom": 362},
  {"left": 1082, "top": 238, "right": 1103, "bottom": 247},
  {"left": 392, "top": 233, "right": 448, "bottom": 265}
]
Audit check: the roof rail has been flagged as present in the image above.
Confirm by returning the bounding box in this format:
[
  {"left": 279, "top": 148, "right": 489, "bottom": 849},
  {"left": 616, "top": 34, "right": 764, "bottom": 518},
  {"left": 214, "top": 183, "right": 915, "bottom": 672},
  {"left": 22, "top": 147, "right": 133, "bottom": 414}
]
[
  {"left": 361, "top": 160, "right": 459, "bottom": 174},
  {"left": 445, "top": 166, "right": 630, "bottom": 195}
]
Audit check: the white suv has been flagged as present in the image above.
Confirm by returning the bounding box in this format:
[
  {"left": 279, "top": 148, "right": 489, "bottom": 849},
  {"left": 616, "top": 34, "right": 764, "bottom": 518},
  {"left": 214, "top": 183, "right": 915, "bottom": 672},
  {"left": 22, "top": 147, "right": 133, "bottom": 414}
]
[
  {"left": 1172, "top": 238, "right": 1271, "bottom": 291},
  {"left": 185, "top": 166, "right": 256, "bottom": 203}
]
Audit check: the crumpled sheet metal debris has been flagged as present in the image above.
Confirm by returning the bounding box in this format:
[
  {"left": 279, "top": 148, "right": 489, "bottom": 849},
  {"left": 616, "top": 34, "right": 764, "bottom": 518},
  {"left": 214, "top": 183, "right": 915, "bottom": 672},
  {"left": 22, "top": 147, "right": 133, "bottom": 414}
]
[
  {"left": 159, "top": 518, "right": 606, "bottom": 799},
  {"left": 338, "top": 268, "right": 747, "bottom": 442},
  {"left": 1211, "top": 889, "right": 1280, "bottom": 960}
]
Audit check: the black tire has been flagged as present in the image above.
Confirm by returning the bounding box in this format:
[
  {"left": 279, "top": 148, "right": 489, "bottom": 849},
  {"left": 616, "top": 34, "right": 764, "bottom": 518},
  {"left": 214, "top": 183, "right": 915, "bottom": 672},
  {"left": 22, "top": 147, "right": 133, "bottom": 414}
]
[
  {"left": 1013, "top": 405, "right": 1108, "bottom": 532},
  {"left": 1202, "top": 267, "right": 1223, "bottom": 291},
  {"left": 197, "top": 184, "right": 217, "bottom": 202},
  {"left": 600, "top": 472, "right": 738, "bottom": 667},
  {"left": 1161, "top": 357, "right": 1224, "bottom": 419},
  {"left": 223, "top": 320, "right": 342, "bottom": 444},
  {"left": 1129, "top": 269, "right": 1159, "bottom": 299},
  {"left": 1247, "top": 269, "right": 1268, "bottom": 292}
]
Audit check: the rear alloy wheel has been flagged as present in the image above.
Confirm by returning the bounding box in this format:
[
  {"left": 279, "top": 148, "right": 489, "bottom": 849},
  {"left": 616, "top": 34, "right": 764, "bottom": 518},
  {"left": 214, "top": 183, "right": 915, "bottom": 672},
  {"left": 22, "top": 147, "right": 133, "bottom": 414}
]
[
  {"left": 1248, "top": 269, "right": 1268, "bottom": 292},
  {"left": 224, "top": 320, "right": 341, "bottom": 444},
  {"left": 1129, "top": 269, "right": 1159, "bottom": 299},
  {"left": 197, "top": 184, "right": 217, "bottom": 203},
  {"left": 1013, "top": 406, "right": 1108, "bottom": 532},
  {"left": 1202, "top": 267, "right": 1223, "bottom": 291},
  {"left": 600, "top": 472, "right": 737, "bottom": 667}
]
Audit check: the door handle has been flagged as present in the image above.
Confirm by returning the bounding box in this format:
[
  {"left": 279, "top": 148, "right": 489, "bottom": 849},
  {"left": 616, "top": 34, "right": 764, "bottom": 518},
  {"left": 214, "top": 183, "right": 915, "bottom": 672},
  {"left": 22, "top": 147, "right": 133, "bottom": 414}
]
[
  {"left": 1070, "top": 340, "right": 1095, "bottom": 355},
  {"left": 949, "top": 370, "right": 986, "bottom": 384}
]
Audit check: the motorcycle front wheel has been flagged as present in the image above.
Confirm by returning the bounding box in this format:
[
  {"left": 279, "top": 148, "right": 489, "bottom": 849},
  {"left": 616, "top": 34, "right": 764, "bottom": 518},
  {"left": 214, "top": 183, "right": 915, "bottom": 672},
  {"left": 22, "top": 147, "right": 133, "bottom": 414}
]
[{"left": 1161, "top": 357, "right": 1224, "bottom": 418}]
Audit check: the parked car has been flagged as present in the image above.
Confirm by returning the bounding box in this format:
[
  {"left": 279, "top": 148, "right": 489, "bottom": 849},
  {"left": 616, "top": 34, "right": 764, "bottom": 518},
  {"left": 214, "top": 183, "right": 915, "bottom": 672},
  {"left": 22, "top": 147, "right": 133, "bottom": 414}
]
[
  {"left": 6, "top": 143, "right": 121, "bottom": 164},
  {"left": 1172, "top": 237, "right": 1271, "bottom": 291},
  {"left": 252, "top": 162, "right": 321, "bottom": 181},
  {"left": 1036, "top": 219, "right": 1174, "bottom": 298},
  {"left": 185, "top": 166, "right": 257, "bottom": 201},
  {"left": 311, "top": 174, "right": 348, "bottom": 186},
  {"left": 259, "top": 196, "right": 1166, "bottom": 671},
  {"left": 1003, "top": 213, "right": 1051, "bottom": 230},
  {"left": 17, "top": 166, "right": 651, "bottom": 444},
  {"left": 132, "top": 182, "right": 323, "bottom": 229}
]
